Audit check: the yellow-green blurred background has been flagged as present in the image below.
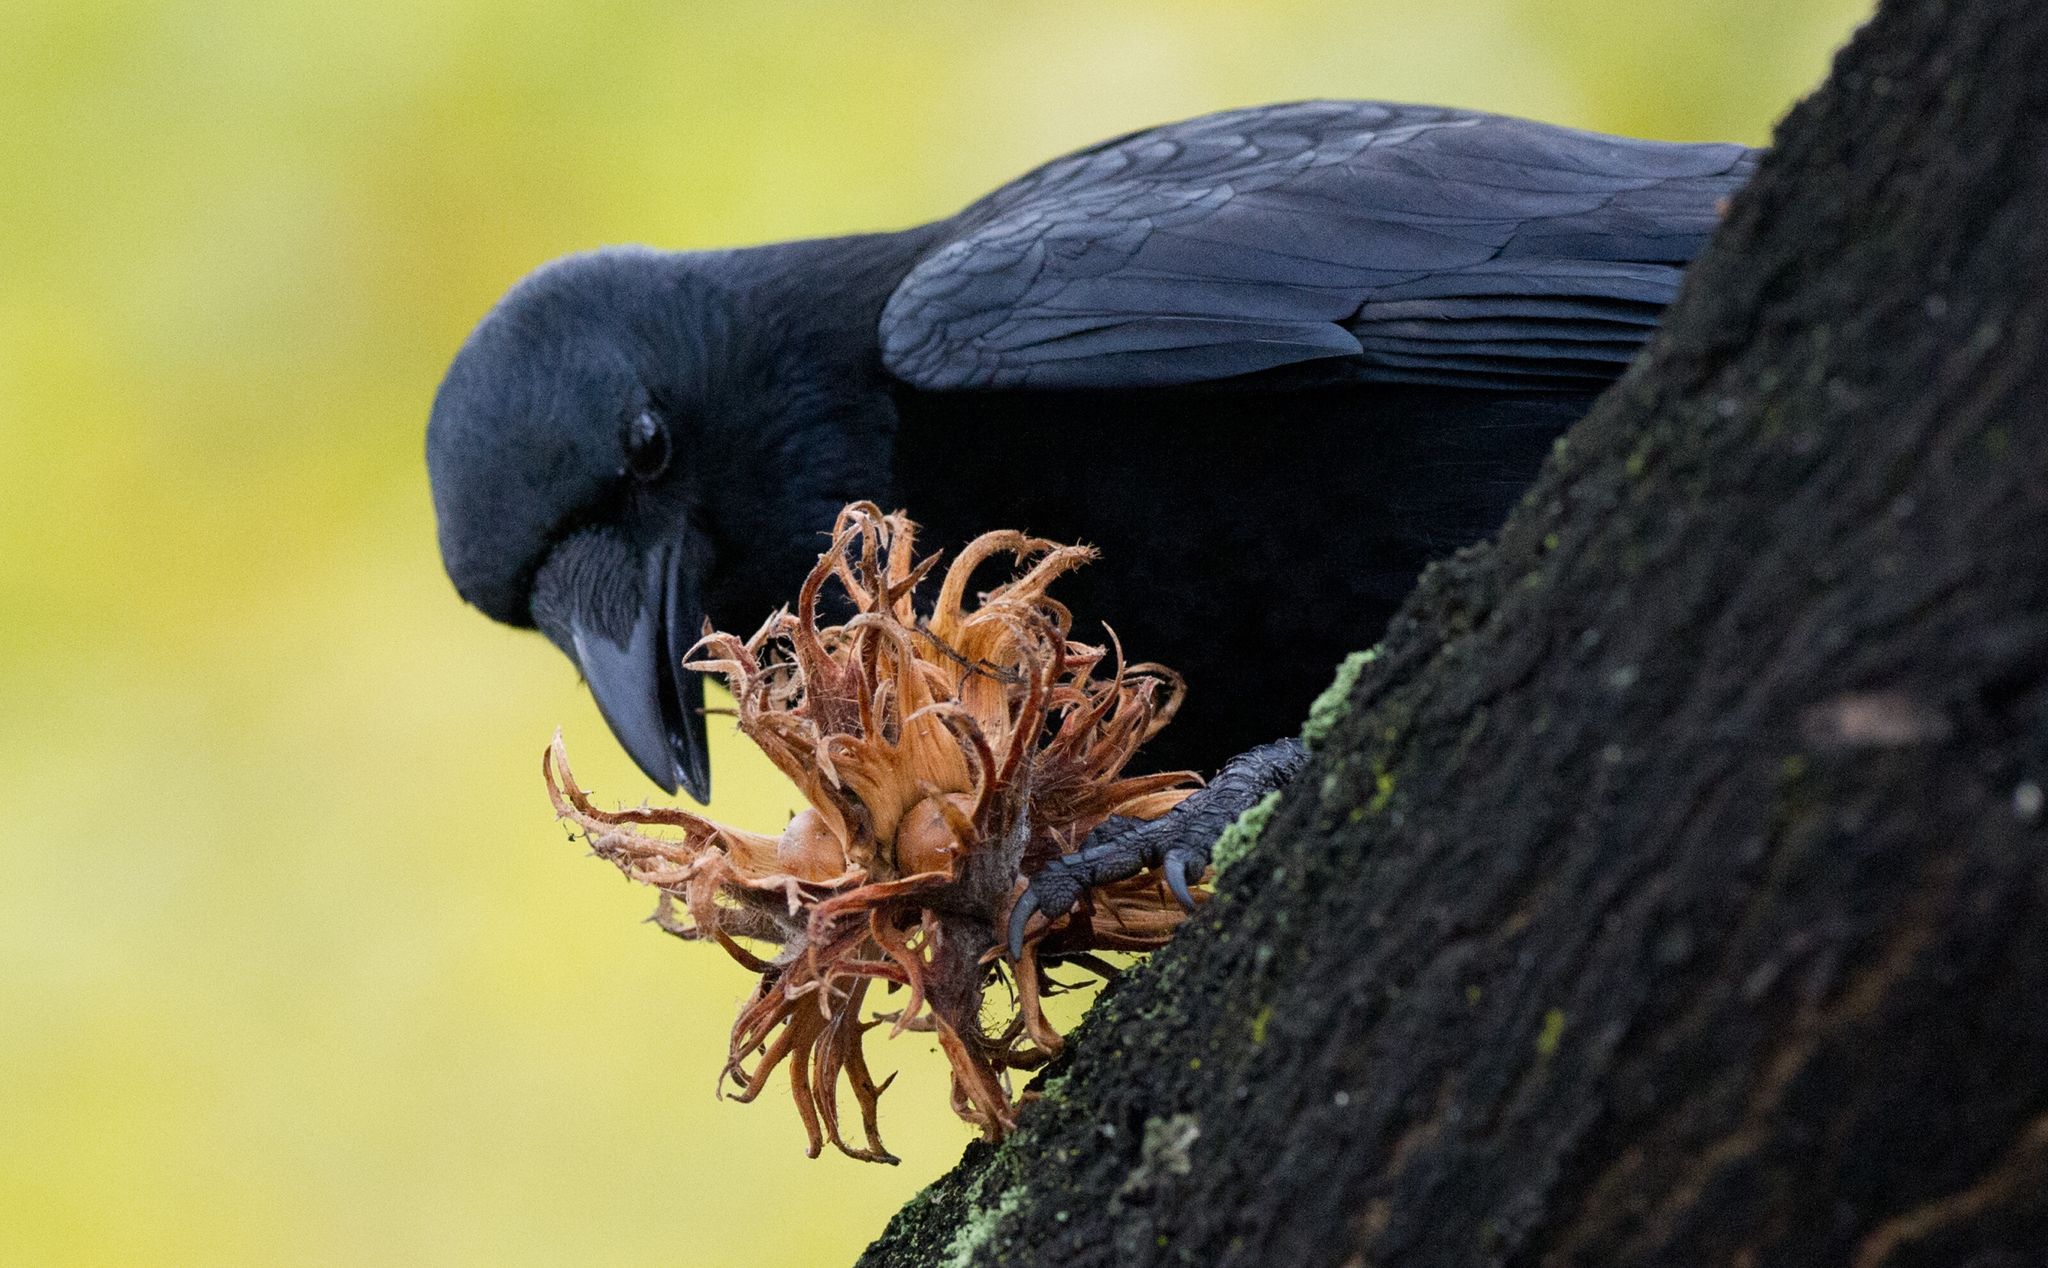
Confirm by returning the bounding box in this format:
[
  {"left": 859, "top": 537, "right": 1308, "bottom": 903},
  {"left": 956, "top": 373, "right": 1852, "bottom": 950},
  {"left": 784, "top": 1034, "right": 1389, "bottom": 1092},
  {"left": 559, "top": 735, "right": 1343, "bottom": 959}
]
[{"left": 1, "top": 2, "right": 1867, "bottom": 1263}]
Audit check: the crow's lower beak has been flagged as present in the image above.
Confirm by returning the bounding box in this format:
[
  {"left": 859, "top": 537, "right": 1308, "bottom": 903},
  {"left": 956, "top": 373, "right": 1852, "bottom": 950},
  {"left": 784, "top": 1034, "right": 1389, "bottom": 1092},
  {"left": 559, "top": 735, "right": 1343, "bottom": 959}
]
[{"left": 568, "top": 544, "right": 711, "bottom": 802}]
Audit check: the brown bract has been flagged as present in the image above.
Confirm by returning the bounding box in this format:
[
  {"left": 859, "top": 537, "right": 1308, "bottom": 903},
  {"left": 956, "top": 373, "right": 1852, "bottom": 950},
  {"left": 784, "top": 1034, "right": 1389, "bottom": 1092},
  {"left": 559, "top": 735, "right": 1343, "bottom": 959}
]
[{"left": 543, "top": 504, "right": 1200, "bottom": 1162}]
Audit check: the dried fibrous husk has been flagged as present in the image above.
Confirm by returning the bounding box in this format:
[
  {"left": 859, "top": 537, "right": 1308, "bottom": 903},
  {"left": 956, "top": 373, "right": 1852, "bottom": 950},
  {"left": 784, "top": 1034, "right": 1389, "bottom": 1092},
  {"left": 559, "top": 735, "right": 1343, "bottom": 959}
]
[{"left": 544, "top": 503, "right": 1199, "bottom": 1162}]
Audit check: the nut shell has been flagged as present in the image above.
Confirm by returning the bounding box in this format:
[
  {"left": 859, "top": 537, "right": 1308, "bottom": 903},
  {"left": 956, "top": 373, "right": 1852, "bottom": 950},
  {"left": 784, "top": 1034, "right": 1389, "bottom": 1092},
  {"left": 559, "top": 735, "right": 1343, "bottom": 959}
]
[
  {"left": 895, "top": 793, "right": 975, "bottom": 875},
  {"left": 776, "top": 807, "right": 845, "bottom": 880}
]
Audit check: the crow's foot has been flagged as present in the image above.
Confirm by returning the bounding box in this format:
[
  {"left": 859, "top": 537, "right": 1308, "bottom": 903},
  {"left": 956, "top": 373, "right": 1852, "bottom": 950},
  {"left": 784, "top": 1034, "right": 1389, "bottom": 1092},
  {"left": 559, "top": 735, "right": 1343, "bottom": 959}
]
[{"left": 1008, "top": 737, "right": 1308, "bottom": 958}]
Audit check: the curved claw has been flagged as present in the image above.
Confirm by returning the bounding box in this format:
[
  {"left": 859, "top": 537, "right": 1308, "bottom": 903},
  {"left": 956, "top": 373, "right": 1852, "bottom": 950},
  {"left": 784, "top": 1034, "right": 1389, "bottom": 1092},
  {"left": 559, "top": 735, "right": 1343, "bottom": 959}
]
[
  {"left": 1006, "top": 890, "right": 1042, "bottom": 961},
  {"left": 1163, "top": 852, "right": 1197, "bottom": 912}
]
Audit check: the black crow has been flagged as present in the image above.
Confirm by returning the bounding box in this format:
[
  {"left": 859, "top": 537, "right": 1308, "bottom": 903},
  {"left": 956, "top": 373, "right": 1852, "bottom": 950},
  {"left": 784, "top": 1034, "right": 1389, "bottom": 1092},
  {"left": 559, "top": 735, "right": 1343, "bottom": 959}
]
[{"left": 427, "top": 101, "right": 1753, "bottom": 925}]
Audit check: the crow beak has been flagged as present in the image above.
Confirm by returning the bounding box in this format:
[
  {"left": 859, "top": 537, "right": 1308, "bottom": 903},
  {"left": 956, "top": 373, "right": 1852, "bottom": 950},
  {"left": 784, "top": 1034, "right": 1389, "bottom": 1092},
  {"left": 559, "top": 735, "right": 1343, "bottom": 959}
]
[{"left": 568, "top": 544, "right": 712, "bottom": 802}]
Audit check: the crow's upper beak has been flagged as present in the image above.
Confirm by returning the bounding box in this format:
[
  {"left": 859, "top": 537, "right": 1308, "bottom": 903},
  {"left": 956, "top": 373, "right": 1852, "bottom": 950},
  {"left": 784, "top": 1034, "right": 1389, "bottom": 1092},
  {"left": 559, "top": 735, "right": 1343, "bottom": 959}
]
[{"left": 567, "top": 544, "right": 712, "bottom": 802}]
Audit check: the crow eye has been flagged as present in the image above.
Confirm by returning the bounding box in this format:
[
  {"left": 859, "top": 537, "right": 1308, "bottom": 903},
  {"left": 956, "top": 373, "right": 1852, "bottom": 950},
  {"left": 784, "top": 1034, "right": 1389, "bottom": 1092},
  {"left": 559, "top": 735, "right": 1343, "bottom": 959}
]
[{"left": 621, "top": 409, "right": 671, "bottom": 480}]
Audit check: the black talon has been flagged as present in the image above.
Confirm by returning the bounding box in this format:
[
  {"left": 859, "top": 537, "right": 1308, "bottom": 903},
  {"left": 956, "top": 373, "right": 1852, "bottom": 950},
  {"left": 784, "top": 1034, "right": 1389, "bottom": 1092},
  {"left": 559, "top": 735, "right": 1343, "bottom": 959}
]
[
  {"left": 1007, "top": 891, "right": 1042, "bottom": 961},
  {"left": 1163, "top": 852, "right": 1197, "bottom": 911}
]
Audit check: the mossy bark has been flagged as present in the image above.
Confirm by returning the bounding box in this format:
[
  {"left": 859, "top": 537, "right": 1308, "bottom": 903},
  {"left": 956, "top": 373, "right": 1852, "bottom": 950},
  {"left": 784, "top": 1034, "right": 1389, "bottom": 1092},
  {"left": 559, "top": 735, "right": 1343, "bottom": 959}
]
[{"left": 858, "top": 0, "right": 2048, "bottom": 1262}]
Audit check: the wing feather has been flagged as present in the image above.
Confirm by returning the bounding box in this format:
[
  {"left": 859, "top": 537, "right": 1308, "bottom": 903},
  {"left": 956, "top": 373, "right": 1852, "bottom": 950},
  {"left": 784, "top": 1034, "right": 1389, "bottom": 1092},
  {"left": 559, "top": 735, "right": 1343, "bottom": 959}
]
[{"left": 879, "top": 101, "right": 1755, "bottom": 393}]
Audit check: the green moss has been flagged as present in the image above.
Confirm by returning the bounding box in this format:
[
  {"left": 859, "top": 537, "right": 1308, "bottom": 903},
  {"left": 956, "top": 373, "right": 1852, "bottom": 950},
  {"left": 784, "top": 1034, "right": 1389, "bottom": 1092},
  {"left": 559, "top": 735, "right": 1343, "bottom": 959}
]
[
  {"left": 875, "top": 1187, "right": 944, "bottom": 1252},
  {"left": 942, "top": 1183, "right": 1025, "bottom": 1268},
  {"left": 1535, "top": 1008, "right": 1567, "bottom": 1060},
  {"left": 1209, "top": 789, "right": 1280, "bottom": 878},
  {"left": 1300, "top": 647, "right": 1377, "bottom": 749},
  {"left": 1366, "top": 770, "right": 1397, "bottom": 815},
  {"left": 1032, "top": 1067, "right": 1071, "bottom": 1104}
]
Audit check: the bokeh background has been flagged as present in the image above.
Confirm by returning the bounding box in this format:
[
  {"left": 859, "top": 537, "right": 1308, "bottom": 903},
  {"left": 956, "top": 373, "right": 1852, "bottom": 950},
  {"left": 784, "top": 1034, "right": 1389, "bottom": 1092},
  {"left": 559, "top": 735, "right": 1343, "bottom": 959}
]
[{"left": 2, "top": 1, "right": 1870, "bottom": 1263}]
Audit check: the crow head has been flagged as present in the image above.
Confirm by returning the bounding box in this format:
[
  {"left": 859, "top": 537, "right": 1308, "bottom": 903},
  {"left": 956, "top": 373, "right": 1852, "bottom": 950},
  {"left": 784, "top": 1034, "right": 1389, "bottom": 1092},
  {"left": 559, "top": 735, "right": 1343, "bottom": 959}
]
[{"left": 427, "top": 245, "right": 897, "bottom": 801}]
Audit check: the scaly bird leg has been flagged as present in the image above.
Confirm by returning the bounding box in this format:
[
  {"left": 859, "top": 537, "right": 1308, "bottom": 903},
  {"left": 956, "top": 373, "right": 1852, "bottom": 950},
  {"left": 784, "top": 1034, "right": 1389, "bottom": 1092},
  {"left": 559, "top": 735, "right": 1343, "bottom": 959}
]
[{"left": 1008, "top": 737, "right": 1308, "bottom": 958}]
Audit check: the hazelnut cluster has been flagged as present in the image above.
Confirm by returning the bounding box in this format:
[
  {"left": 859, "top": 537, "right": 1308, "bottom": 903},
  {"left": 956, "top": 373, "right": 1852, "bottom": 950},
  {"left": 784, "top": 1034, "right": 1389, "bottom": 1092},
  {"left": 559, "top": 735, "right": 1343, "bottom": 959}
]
[{"left": 545, "top": 504, "right": 1199, "bottom": 1160}]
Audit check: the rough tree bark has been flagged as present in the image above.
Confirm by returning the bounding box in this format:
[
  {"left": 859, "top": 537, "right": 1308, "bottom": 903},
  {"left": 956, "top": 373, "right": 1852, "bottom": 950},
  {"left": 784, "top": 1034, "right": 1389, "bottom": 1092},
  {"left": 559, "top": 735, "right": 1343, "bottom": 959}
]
[{"left": 858, "top": 0, "right": 2048, "bottom": 1262}]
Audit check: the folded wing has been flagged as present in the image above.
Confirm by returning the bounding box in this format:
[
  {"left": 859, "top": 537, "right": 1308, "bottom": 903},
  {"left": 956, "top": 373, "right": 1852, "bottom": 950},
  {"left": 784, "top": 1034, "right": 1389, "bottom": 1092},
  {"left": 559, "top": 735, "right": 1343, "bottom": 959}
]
[{"left": 880, "top": 101, "right": 1756, "bottom": 393}]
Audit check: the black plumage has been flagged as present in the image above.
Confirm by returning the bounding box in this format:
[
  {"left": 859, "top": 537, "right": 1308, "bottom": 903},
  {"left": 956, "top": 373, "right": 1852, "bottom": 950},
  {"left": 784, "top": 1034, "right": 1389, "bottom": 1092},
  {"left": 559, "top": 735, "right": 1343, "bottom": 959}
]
[{"left": 427, "top": 100, "right": 1755, "bottom": 800}]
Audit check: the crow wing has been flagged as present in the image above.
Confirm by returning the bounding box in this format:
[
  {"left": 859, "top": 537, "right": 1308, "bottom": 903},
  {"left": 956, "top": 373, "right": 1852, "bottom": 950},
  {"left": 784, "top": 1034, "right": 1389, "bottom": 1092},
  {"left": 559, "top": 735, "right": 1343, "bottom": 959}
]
[{"left": 879, "top": 101, "right": 1756, "bottom": 393}]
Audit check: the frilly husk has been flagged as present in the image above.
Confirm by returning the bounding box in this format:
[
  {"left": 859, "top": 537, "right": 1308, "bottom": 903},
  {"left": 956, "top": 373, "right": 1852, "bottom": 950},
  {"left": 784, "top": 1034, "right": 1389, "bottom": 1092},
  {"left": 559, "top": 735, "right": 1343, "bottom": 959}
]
[{"left": 545, "top": 503, "right": 1198, "bottom": 1161}]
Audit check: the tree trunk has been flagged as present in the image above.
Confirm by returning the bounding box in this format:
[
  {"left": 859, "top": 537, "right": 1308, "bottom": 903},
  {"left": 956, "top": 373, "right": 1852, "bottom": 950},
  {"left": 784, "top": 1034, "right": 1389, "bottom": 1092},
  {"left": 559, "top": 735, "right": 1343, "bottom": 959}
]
[{"left": 858, "top": 0, "right": 2048, "bottom": 1262}]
